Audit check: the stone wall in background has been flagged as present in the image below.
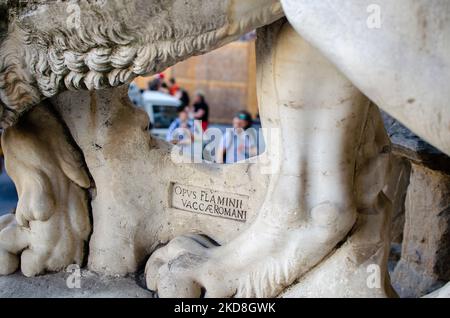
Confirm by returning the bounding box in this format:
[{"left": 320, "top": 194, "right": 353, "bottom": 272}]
[
  {"left": 135, "top": 40, "right": 258, "bottom": 124},
  {"left": 135, "top": 39, "right": 258, "bottom": 124},
  {"left": 170, "top": 40, "right": 258, "bottom": 124}
]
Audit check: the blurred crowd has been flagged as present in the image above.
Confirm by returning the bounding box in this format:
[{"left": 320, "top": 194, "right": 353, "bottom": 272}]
[{"left": 132, "top": 73, "right": 261, "bottom": 164}]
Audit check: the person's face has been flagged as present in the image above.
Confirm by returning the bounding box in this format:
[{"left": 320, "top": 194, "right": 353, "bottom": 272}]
[
  {"left": 179, "top": 110, "right": 188, "bottom": 121},
  {"left": 233, "top": 117, "right": 248, "bottom": 129},
  {"left": 194, "top": 95, "right": 202, "bottom": 104}
]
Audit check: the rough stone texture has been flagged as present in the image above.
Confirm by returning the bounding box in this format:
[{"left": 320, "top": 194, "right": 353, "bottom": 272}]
[
  {"left": 391, "top": 163, "right": 450, "bottom": 297},
  {"left": 0, "top": 270, "right": 153, "bottom": 298},
  {"left": 382, "top": 112, "right": 450, "bottom": 298},
  {"left": 384, "top": 154, "right": 411, "bottom": 244}
]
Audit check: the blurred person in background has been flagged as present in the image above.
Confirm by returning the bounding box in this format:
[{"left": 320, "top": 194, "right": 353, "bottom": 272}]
[
  {"left": 169, "top": 78, "right": 180, "bottom": 96},
  {"left": 148, "top": 73, "right": 166, "bottom": 92},
  {"left": 177, "top": 89, "right": 191, "bottom": 109},
  {"left": 166, "top": 106, "right": 194, "bottom": 146},
  {"left": 216, "top": 111, "right": 258, "bottom": 164},
  {"left": 128, "top": 82, "right": 143, "bottom": 106},
  {"left": 191, "top": 91, "right": 210, "bottom": 131},
  {"left": 160, "top": 82, "right": 170, "bottom": 94},
  {"left": 148, "top": 78, "right": 161, "bottom": 91}
]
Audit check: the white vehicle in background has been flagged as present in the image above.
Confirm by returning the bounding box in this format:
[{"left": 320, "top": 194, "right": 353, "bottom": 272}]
[{"left": 128, "top": 84, "right": 181, "bottom": 139}]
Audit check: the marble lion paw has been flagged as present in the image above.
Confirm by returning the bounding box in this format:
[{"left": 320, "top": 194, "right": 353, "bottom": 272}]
[
  {"left": 145, "top": 203, "right": 354, "bottom": 298},
  {"left": 0, "top": 214, "right": 22, "bottom": 275},
  {"left": 0, "top": 105, "right": 91, "bottom": 277},
  {"left": 145, "top": 234, "right": 220, "bottom": 298},
  {"left": 145, "top": 232, "right": 296, "bottom": 298}
]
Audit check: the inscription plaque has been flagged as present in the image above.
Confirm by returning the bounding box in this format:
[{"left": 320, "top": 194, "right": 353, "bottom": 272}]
[{"left": 171, "top": 183, "right": 249, "bottom": 222}]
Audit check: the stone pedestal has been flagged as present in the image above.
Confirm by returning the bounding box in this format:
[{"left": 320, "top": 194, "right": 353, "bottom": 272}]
[
  {"left": 382, "top": 111, "right": 450, "bottom": 297},
  {"left": 384, "top": 155, "right": 411, "bottom": 244},
  {"left": 391, "top": 162, "right": 450, "bottom": 297}
]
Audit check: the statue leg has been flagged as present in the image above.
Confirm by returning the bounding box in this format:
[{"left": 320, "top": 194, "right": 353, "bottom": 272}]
[
  {"left": 0, "top": 104, "right": 91, "bottom": 277},
  {"left": 281, "top": 0, "right": 450, "bottom": 156},
  {"left": 144, "top": 21, "right": 392, "bottom": 298},
  {"left": 281, "top": 103, "right": 395, "bottom": 298}
]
